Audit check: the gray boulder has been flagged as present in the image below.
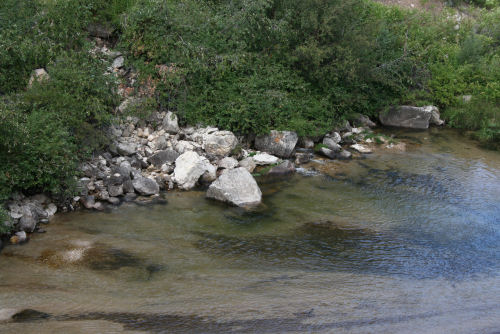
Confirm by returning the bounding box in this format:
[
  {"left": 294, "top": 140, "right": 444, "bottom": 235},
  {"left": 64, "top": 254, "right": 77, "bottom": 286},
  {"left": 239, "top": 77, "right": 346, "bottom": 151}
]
[
  {"left": 81, "top": 195, "right": 96, "bottom": 209},
  {"left": 322, "top": 137, "right": 341, "bottom": 152},
  {"left": 255, "top": 130, "right": 298, "bottom": 158},
  {"left": 147, "top": 149, "right": 180, "bottom": 167},
  {"left": 116, "top": 142, "right": 137, "bottom": 156},
  {"left": 337, "top": 150, "right": 352, "bottom": 160},
  {"left": 163, "top": 111, "right": 180, "bottom": 134},
  {"left": 132, "top": 177, "right": 160, "bottom": 195},
  {"left": 108, "top": 184, "right": 124, "bottom": 197},
  {"left": 173, "top": 151, "right": 214, "bottom": 190},
  {"left": 206, "top": 168, "right": 262, "bottom": 207},
  {"left": 355, "top": 114, "right": 376, "bottom": 128},
  {"left": 320, "top": 147, "right": 337, "bottom": 159},
  {"left": 203, "top": 131, "right": 238, "bottom": 156},
  {"left": 379, "top": 106, "right": 440, "bottom": 129}
]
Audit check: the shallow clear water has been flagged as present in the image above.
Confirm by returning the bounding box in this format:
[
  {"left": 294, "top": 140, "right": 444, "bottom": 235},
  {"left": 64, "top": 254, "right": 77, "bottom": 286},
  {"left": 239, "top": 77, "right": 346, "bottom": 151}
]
[{"left": 1, "top": 128, "right": 499, "bottom": 333}]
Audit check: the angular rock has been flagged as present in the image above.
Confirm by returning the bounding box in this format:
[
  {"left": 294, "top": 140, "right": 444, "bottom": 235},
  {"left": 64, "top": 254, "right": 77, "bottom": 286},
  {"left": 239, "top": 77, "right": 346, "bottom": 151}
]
[
  {"left": 379, "top": 106, "right": 434, "bottom": 129},
  {"left": 356, "top": 114, "right": 376, "bottom": 128},
  {"left": 107, "top": 197, "right": 120, "bottom": 205},
  {"left": 116, "top": 142, "right": 137, "bottom": 156},
  {"left": 297, "top": 137, "right": 315, "bottom": 149},
  {"left": 255, "top": 130, "right": 298, "bottom": 158},
  {"left": 326, "top": 132, "right": 342, "bottom": 144},
  {"left": 112, "top": 56, "right": 124, "bottom": 69},
  {"left": 268, "top": 161, "right": 295, "bottom": 176},
  {"left": 147, "top": 149, "right": 180, "bottom": 167},
  {"left": 18, "top": 215, "right": 37, "bottom": 233},
  {"left": 428, "top": 106, "right": 445, "bottom": 126},
  {"left": 81, "top": 195, "right": 95, "bottom": 209},
  {"left": 108, "top": 184, "right": 124, "bottom": 197},
  {"left": 253, "top": 153, "right": 279, "bottom": 165},
  {"left": 320, "top": 147, "right": 337, "bottom": 159},
  {"left": 10, "top": 231, "right": 27, "bottom": 244},
  {"left": 207, "top": 168, "right": 262, "bottom": 207},
  {"left": 123, "top": 180, "right": 135, "bottom": 193},
  {"left": 203, "top": 131, "right": 238, "bottom": 157},
  {"left": 173, "top": 151, "right": 214, "bottom": 190},
  {"left": 218, "top": 157, "right": 239, "bottom": 170},
  {"left": 162, "top": 111, "right": 180, "bottom": 134},
  {"left": 322, "top": 137, "right": 341, "bottom": 152},
  {"left": 45, "top": 203, "right": 57, "bottom": 217},
  {"left": 337, "top": 150, "right": 352, "bottom": 160},
  {"left": 132, "top": 177, "right": 160, "bottom": 195},
  {"left": 175, "top": 140, "right": 199, "bottom": 154},
  {"left": 238, "top": 157, "right": 257, "bottom": 173}
]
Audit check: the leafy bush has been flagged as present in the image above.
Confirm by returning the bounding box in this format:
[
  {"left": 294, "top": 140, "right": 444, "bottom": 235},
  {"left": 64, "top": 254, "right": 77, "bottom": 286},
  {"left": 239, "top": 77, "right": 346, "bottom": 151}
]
[
  {"left": 120, "top": 0, "right": 434, "bottom": 135},
  {"left": 0, "top": 207, "right": 12, "bottom": 235},
  {"left": 0, "top": 51, "right": 118, "bottom": 201}
]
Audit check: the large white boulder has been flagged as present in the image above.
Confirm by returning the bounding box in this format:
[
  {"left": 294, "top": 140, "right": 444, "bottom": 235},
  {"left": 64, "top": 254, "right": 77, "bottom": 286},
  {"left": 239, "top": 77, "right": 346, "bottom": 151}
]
[
  {"left": 206, "top": 168, "right": 262, "bottom": 207},
  {"left": 173, "top": 151, "right": 214, "bottom": 190}
]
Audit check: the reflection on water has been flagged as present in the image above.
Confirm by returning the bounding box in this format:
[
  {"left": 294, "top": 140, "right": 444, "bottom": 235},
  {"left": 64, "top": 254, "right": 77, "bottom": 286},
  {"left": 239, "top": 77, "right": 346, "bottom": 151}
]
[{"left": 0, "top": 129, "right": 499, "bottom": 333}]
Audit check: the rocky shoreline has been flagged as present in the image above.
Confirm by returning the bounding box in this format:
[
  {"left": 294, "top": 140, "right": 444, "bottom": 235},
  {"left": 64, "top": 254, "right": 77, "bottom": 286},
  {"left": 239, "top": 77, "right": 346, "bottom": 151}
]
[{"left": 1, "top": 40, "right": 445, "bottom": 248}]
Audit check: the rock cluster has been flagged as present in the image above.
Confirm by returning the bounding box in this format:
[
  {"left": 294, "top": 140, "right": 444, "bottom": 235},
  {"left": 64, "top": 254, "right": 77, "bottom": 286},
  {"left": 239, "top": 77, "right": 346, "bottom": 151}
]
[{"left": 4, "top": 38, "right": 440, "bottom": 242}]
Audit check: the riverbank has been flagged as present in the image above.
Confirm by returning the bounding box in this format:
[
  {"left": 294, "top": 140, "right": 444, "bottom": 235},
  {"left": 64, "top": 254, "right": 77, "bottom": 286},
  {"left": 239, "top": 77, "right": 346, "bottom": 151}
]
[{"left": 1, "top": 127, "right": 499, "bottom": 333}]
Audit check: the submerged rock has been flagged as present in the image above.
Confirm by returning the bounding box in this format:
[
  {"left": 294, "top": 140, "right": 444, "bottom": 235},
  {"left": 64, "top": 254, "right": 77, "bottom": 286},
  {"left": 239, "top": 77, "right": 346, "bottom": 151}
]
[
  {"left": 267, "top": 160, "right": 295, "bottom": 176},
  {"left": 255, "top": 130, "right": 298, "bottom": 158},
  {"left": 207, "top": 168, "right": 262, "bottom": 207}
]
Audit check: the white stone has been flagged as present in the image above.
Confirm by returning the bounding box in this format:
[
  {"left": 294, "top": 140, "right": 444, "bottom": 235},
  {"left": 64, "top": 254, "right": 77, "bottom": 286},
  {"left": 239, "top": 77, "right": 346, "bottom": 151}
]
[
  {"left": 350, "top": 144, "right": 372, "bottom": 154},
  {"left": 173, "top": 151, "right": 214, "bottom": 190},
  {"left": 218, "top": 157, "right": 239, "bottom": 169},
  {"left": 252, "top": 153, "right": 279, "bottom": 165}
]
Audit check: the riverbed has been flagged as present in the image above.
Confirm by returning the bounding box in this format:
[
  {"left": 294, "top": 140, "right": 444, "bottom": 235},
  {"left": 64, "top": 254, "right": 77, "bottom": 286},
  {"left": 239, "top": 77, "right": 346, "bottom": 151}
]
[{"left": 1, "top": 128, "right": 499, "bottom": 333}]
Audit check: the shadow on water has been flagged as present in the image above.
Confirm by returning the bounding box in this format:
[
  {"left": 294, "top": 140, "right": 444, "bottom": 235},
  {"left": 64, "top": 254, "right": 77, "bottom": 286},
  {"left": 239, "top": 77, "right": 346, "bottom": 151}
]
[
  {"left": 194, "top": 221, "right": 498, "bottom": 280},
  {"left": 9, "top": 303, "right": 500, "bottom": 333}
]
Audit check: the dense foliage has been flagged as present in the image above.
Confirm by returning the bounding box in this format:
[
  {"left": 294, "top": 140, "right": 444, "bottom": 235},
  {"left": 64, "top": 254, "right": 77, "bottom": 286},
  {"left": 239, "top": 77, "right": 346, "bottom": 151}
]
[
  {"left": 0, "top": 0, "right": 498, "bottom": 206},
  {"left": 0, "top": 0, "right": 119, "bottom": 201},
  {"left": 120, "top": 0, "right": 498, "bottom": 144}
]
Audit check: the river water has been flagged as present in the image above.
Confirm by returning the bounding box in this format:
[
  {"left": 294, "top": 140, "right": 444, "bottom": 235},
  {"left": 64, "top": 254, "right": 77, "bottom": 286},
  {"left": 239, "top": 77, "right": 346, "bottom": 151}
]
[{"left": 1, "top": 128, "right": 499, "bottom": 333}]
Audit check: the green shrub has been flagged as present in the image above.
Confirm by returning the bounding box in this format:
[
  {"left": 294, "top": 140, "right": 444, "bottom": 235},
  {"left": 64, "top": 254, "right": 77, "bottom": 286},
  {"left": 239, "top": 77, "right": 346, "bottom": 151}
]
[{"left": 0, "top": 51, "right": 118, "bottom": 201}]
